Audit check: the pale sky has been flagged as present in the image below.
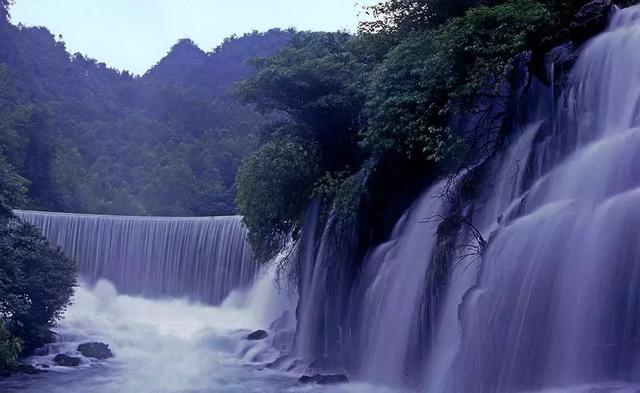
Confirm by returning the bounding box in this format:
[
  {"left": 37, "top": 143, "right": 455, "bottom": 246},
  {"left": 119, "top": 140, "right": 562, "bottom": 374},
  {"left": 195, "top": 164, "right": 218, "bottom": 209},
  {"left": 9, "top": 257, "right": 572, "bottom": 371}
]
[{"left": 10, "top": 0, "right": 376, "bottom": 75}]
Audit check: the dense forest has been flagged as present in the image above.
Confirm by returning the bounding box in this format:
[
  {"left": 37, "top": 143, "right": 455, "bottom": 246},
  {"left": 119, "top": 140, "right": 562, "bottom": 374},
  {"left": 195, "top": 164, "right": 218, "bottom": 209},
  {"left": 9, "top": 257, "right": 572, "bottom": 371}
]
[{"left": 0, "top": 7, "right": 291, "bottom": 216}]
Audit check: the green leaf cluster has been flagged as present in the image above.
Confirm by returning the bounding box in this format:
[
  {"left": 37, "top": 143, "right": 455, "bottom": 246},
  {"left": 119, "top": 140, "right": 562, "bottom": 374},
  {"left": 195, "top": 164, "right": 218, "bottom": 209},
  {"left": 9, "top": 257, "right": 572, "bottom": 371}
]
[
  {"left": 362, "top": 0, "right": 551, "bottom": 159},
  {"left": 235, "top": 0, "right": 572, "bottom": 261},
  {"left": 0, "top": 320, "right": 21, "bottom": 372},
  {"left": 236, "top": 140, "right": 320, "bottom": 261},
  {"left": 0, "top": 216, "right": 77, "bottom": 355}
]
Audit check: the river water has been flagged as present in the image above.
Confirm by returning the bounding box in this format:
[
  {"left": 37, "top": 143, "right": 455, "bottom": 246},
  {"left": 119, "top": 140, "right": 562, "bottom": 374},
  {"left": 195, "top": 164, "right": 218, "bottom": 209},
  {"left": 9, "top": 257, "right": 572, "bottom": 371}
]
[{"left": 0, "top": 278, "right": 400, "bottom": 393}]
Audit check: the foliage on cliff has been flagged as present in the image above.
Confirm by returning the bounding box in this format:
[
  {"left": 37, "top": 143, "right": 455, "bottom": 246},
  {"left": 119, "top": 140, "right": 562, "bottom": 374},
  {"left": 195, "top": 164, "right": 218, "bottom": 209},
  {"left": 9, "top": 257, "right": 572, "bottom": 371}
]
[
  {"left": 236, "top": 0, "right": 606, "bottom": 262},
  {"left": 236, "top": 139, "right": 320, "bottom": 260}
]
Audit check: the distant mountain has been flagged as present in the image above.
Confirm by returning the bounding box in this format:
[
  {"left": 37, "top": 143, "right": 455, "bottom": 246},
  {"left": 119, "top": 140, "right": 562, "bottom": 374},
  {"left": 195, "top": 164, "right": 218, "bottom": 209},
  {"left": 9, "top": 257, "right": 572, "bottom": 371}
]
[
  {"left": 144, "top": 29, "right": 292, "bottom": 96},
  {"left": 0, "top": 13, "right": 292, "bottom": 216}
]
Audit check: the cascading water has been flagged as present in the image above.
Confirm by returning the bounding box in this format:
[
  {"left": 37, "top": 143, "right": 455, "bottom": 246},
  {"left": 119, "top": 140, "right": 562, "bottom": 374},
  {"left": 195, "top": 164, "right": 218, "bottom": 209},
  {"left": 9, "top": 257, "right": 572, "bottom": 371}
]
[
  {"left": 15, "top": 210, "right": 256, "bottom": 304},
  {"left": 294, "top": 199, "right": 361, "bottom": 366},
  {"left": 282, "top": 3, "right": 640, "bottom": 391},
  {"left": 424, "top": 5, "right": 640, "bottom": 392},
  {"left": 355, "top": 181, "right": 446, "bottom": 386}
]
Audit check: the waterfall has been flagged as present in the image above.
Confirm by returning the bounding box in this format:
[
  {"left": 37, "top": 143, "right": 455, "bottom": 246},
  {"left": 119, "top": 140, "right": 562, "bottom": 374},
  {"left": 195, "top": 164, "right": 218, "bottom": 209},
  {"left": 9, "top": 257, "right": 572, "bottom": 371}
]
[
  {"left": 281, "top": 3, "right": 640, "bottom": 391},
  {"left": 294, "top": 199, "right": 360, "bottom": 365},
  {"left": 356, "top": 180, "right": 447, "bottom": 385},
  {"left": 15, "top": 210, "right": 257, "bottom": 304},
  {"left": 424, "top": 4, "right": 640, "bottom": 392}
]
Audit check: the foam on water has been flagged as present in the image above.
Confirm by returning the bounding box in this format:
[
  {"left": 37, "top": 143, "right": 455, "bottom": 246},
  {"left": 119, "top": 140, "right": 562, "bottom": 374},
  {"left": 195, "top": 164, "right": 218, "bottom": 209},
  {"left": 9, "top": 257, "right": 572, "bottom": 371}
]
[{"left": 0, "top": 276, "right": 401, "bottom": 393}]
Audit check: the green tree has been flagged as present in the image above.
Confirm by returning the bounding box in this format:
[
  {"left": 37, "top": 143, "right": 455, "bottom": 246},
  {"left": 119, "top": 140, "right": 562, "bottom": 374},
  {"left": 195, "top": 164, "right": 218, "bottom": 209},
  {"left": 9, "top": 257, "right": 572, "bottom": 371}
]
[
  {"left": 0, "top": 153, "right": 76, "bottom": 365},
  {"left": 0, "top": 218, "right": 76, "bottom": 354},
  {"left": 362, "top": 0, "right": 551, "bottom": 161},
  {"left": 236, "top": 32, "right": 371, "bottom": 172},
  {"left": 360, "top": 0, "right": 490, "bottom": 34},
  {"left": 0, "top": 154, "right": 27, "bottom": 216},
  {"left": 0, "top": 321, "right": 20, "bottom": 371},
  {"left": 236, "top": 140, "right": 320, "bottom": 261}
]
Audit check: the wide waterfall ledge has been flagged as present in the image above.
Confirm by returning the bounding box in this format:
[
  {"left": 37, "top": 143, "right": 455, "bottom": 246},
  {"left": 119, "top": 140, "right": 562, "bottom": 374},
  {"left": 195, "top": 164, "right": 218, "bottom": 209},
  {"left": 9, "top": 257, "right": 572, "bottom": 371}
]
[{"left": 15, "top": 210, "right": 257, "bottom": 305}]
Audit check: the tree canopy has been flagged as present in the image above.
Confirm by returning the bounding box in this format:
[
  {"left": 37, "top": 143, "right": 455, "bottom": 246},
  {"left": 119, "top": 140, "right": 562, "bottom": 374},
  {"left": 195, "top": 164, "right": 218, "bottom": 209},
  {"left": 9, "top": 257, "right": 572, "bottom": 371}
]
[{"left": 235, "top": 0, "right": 602, "bottom": 262}]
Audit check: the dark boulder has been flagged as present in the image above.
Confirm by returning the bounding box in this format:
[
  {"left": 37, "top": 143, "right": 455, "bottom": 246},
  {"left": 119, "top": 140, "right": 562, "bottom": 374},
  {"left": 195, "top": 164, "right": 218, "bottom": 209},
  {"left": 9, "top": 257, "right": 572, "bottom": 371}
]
[
  {"left": 53, "top": 354, "right": 81, "bottom": 367},
  {"left": 298, "top": 373, "right": 349, "bottom": 385},
  {"left": 0, "top": 370, "right": 11, "bottom": 378},
  {"left": 77, "top": 342, "right": 113, "bottom": 359},
  {"left": 246, "top": 330, "right": 268, "bottom": 340},
  {"left": 570, "top": 0, "right": 613, "bottom": 44}
]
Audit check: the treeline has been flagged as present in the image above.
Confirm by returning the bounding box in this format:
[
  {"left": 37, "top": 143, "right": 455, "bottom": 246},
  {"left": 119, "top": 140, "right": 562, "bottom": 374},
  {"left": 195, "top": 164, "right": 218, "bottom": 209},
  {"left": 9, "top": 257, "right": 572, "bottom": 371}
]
[
  {"left": 234, "top": 0, "right": 632, "bottom": 262},
  {"left": 0, "top": 6, "right": 291, "bottom": 216}
]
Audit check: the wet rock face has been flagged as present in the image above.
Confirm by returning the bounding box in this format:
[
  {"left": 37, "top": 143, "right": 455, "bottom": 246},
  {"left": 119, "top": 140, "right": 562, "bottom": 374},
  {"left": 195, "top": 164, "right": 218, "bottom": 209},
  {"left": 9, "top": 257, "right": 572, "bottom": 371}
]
[
  {"left": 77, "top": 342, "right": 113, "bottom": 359},
  {"left": 53, "top": 354, "right": 81, "bottom": 367},
  {"left": 298, "top": 373, "right": 349, "bottom": 385},
  {"left": 246, "top": 330, "right": 268, "bottom": 340},
  {"left": 269, "top": 310, "right": 291, "bottom": 331},
  {"left": 570, "top": 0, "right": 613, "bottom": 44}
]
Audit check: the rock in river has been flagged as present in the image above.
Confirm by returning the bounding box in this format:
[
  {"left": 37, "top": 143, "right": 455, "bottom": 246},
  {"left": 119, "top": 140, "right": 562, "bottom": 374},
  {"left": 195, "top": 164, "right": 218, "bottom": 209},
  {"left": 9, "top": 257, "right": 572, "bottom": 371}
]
[
  {"left": 246, "top": 330, "right": 268, "bottom": 340},
  {"left": 53, "top": 354, "right": 81, "bottom": 367},
  {"left": 77, "top": 342, "right": 113, "bottom": 359}
]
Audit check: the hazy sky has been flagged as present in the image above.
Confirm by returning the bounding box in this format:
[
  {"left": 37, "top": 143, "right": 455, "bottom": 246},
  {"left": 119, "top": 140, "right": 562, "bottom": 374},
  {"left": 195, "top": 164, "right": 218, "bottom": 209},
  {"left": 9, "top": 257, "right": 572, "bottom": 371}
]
[{"left": 10, "top": 0, "right": 375, "bottom": 75}]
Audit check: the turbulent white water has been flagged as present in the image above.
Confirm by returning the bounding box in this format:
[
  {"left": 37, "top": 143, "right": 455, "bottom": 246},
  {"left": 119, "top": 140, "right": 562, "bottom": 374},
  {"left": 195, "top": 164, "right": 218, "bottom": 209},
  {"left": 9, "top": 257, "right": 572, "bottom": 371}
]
[
  {"left": 1, "top": 211, "right": 400, "bottom": 392},
  {"left": 0, "top": 276, "right": 401, "bottom": 393},
  {"left": 15, "top": 211, "right": 256, "bottom": 304}
]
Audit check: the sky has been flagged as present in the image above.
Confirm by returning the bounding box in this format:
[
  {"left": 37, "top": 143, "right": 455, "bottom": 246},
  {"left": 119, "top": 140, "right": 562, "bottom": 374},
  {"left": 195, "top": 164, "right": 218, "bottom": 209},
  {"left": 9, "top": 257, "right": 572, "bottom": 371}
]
[{"left": 10, "top": 0, "right": 376, "bottom": 75}]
